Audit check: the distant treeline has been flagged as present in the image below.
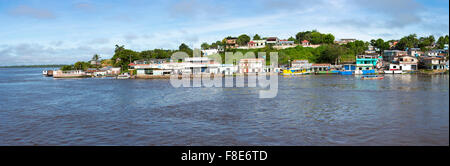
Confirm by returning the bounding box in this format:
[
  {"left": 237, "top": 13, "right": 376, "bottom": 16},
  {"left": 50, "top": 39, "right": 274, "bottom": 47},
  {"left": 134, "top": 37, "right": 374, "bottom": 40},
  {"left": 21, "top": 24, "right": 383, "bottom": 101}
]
[{"left": 0, "top": 64, "right": 67, "bottom": 68}]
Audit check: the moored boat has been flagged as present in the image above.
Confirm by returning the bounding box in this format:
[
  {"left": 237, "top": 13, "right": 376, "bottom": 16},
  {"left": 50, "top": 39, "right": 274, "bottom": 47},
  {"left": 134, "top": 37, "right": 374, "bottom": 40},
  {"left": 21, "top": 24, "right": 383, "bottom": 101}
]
[
  {"left": 116, "top": 73, "right": 130, "bottom": 79},
  {"left": 383, "top": 70, "right": 403, "bottom": 74},
  {"left": 361, "top": 75, "right": 384, "bottom": 80}
]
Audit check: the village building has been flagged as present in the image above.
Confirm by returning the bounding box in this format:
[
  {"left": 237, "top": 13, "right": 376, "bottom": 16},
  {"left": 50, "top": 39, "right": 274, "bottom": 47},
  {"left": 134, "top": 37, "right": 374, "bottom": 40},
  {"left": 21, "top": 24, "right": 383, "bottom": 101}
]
[
  {"left": 90, "top": 60, "right": 101, "bottom": 66},
  {"left": 355, "top": 54, "right": 379, "bottom": 74},
  {"left": 132, "top": 57, "right": 222, "bottom": 77},
  {"left": 201, "top": 49, "right": 219, "bottom": 56},
  {"left": 397, "top": 56, "right": 418, "bottom": 71},
  {"left": 301, "top": 40, "right": 310, "bottom": 46},
  {"left": 420, "top": 57, "right": 447, "bottom": 70},
  {"left": 248, "top": 40, "right": 266, "bottom": 48},
  {"left": 265, "top": 37, "right": 279, "bottom": 45},
  {"left": 311, "top": 64, "right": 331, "bottom": 72},
  {"left": 239, "top": 58, "right": 265, "bottom": 73},
  {"left": 108, "top": 67, "right": 121, "bottom": 75},
  {"left": 425, "top": 49, "right": 448, "bottom": 57},
  {"left": 383, "top": 50, "right": 407, "bottom": 62},
  {"left": 278, "top": 40, "right": 295, "bottom": 46},
  {"left": 408, "top": 48, "right": 424, "bottom": 57},
  {"left": 53, "top": 70, "right": 86, "bottom": 78},
  {"left": 291, "top": 60, "right": 312, "bottom": 70},
  {"left": 226, "top": 37, "right": 238, "bottom": 48},
  {"left": 389, "top": 41, "right": 399, "bottom": 49},
  {"left": 218, "top": 64, "right": 238, "bottom": 75},
  {"left": 335, "top": 38, "right": 356, "bottom": 45}
]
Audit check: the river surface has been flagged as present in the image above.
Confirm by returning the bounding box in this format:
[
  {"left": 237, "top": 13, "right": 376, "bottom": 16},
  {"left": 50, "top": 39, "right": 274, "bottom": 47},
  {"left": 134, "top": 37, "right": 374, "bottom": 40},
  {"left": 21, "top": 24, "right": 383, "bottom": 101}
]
[{"left": 0, "top": 68, "right": 448, "bottom": 145}]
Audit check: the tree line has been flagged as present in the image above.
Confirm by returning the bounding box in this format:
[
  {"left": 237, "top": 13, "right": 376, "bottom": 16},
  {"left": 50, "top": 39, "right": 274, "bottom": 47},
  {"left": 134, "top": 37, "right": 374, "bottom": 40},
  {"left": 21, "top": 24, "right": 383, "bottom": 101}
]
[{"left": 61, "top": 31, "right": 449, "bottom": 71}]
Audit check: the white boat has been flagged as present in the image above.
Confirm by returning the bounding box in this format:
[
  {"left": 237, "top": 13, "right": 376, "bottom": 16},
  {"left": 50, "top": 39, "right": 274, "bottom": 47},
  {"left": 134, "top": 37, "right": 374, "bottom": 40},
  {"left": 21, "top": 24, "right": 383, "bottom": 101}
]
[
  {"left": 383, "top": 70, "right": 403, "bottom": 74},
  {"left": 116, "top": 73, "right": 130, "bottom": 79}
]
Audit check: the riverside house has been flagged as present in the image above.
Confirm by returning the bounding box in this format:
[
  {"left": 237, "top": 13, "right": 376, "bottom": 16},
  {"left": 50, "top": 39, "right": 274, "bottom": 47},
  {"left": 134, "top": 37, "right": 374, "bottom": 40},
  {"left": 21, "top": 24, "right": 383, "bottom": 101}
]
[
  {"left": 265, "top": 37, "right": 279, "bottom": 45},
  {"left": 53, "top": 70, "right": 86, "bottom": 78},
  {"left": 355, "top": 54, "right": 379, "bottom": 74},
  {"left": 201, "top": 49, "right": 219, "bottom": 56},
  {"left": 248, "top": 40, "right": 266, "bottom": 48},
  {"left": 291, "top": 60, "right": 312, "bottom": 70},
  {"left": 278, "top": 40, "right": 295, "bottom": 46},
  {"left": 226, "top": 37, "right": 238, "bottom": 49},
  {"left": 132, "top": 57, "right": 222, "bottom": 77},
  {"left": 420, "top": 56, "right": 447, "bottom": 70},
  {"left": 408, "top": 48, "right": 424, "bottom": 57},
  {"left": 397, "top": 56, "right": 418, "bottom": 71},
  {"left": 383, "top": 50, "right": 408, "bottom": 62},
  {"left": 301, "top": 40, "right": 310, "bottom": 46},
  {"left": 219, "top": 64, "right": 238, "bottom": 75},
  {"left": 311, "top": 64, "right": 331, "bottom": 72},
  {"left": 239, "top": 58, "right": 265, "bottom": 73}
]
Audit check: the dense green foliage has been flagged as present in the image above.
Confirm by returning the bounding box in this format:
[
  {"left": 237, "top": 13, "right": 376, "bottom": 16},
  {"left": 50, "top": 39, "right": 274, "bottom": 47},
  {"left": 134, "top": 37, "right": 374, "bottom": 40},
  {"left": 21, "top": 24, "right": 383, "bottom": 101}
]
[
  {"left": 57, "top": 31, "right": 448, "bottom": 72},
  {"left": 215, "top": 44, "right": 354, "bottom": 65},
  {"left": 436, "top": 35, "right": 449, "bottom": 49},
  {"left": 344, "top": 40, "right": 369, "bottom": 55},
  {"left": 237, "top": 34, "right": 251, "bottom": 46},
  {"left": 295, "top": 30, "right": 335, "bottom": 44},
  {"left": 370, "top": 38, "right": 390, "bottom": 53},
  {"left": 253, "top": 34, "right": 261, "bottom": 40}
]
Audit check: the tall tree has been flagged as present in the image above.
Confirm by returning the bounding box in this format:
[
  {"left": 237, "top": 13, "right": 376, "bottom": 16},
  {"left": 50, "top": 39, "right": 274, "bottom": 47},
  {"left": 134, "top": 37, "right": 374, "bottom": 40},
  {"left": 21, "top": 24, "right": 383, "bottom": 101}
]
[
  {"left": 310, "top": 32, "right": 323, "bottom": 44},
  {"left": 345, "top": 40, "right": 368, "bottom": 55},
  {"left": 322, "top": 34, "right": 335, "bottom": 44},
  {"left": 201, "top": 42, "right": 210, "bottom": 50},
  {"left": 396, "top": 34, "right": 419, "bottom": 50},
  {"left": 179, "top": 43, "right": 193, "bottom": 56},
  {"left": 253, "top": 34, "right": 261, "bottom": 40},
  {"left": 237, "top": 34, "right": 251, "bottom": 46},
  {"left": 436, "top": 35, "right": 449, "bottom": 49}
]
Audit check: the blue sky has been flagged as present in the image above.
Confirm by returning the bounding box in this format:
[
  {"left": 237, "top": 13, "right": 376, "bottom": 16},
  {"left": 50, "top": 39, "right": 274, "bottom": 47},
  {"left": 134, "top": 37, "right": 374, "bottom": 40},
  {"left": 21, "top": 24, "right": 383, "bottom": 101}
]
[{"left": 0, "top": 0, "right": 448, "bottom": 65}]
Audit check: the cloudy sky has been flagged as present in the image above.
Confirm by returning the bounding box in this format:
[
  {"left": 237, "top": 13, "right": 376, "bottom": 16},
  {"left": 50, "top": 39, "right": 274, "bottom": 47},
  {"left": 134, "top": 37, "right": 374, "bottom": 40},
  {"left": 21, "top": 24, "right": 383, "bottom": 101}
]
[{"left": 0, "top": 0, "right": 448, "bottom": 65}]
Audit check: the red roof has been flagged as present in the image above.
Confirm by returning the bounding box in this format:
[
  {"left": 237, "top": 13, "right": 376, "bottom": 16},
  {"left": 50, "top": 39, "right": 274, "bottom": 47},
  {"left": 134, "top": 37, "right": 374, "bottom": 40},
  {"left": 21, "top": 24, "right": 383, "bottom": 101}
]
[
  {"left": 302, "top": 40, "right": 309, "bottom": 43},
  {"left": 128, "top": 63, "right": 135, "bottom": 66}
]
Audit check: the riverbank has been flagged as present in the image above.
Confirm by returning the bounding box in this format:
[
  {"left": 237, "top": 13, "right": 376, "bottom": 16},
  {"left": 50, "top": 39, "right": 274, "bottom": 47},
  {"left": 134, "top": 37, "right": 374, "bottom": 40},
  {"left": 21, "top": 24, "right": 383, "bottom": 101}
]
[
  {"left": 134, "top": 73, "right": 280, "bottom": 79},
  {"left": 418, "top": 69, "right": 449, "bottom": 75}
]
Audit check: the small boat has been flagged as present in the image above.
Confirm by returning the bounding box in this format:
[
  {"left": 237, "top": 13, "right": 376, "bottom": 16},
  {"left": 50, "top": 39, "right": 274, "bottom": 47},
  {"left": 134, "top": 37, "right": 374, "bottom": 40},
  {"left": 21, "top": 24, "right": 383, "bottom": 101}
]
[
  {"left": 383, "top": 70, "right": 403, "bottom": 74},
  {"left": 361, "top": 75, "right": 384, "bottom": 80},
  {"left": 116, "top": 73, "right": 130, "bottom": 79},
  {"left": 42, "top": 70, "right": 54, "bottom": 76}
]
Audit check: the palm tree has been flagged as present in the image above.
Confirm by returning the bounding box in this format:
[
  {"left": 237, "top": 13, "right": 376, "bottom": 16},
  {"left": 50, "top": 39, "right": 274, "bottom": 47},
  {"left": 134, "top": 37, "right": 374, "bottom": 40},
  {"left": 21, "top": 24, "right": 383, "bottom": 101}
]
[{"left": 92, "top": 54, "right": 101, "bottom": 69}]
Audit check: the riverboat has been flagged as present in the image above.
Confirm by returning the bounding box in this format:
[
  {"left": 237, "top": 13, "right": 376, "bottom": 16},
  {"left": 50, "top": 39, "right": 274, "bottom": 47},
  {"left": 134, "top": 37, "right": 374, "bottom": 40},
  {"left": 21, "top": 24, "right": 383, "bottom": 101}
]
[{"left": 361, "top": 75, "right": 384, "bottom": 80}]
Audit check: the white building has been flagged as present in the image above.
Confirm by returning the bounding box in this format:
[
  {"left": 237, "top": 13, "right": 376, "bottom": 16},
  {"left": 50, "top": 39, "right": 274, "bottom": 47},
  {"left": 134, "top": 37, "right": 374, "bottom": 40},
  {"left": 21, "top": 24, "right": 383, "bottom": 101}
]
[
  {"left": 248, "top": 40, "right": 266, "bottom": 48},
  {"left": 219, "top": 64, "right": 238, "bottom": 75},
  {"left": 133, "top": 57, "right": 222, "bottom": 76},
  {"left": 239, "top": 58, "right": 265, "bottom": 73},
  {"left": 398, "top": 56, "right": 418, "bottom": 71},
  {"left": 201, "top": 49, "right": 219, "bottom": 56}
]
